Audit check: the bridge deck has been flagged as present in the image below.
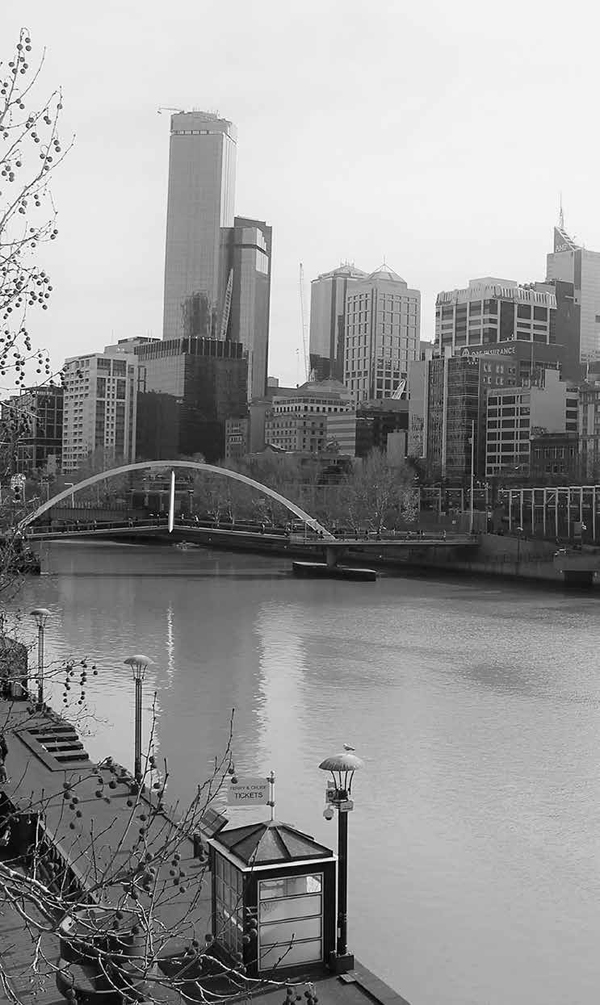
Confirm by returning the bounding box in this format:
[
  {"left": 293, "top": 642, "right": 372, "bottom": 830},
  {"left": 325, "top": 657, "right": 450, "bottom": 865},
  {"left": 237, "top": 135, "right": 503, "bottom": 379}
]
[{"left": 26, "top": 523, "right": 478, "bottom": 548}]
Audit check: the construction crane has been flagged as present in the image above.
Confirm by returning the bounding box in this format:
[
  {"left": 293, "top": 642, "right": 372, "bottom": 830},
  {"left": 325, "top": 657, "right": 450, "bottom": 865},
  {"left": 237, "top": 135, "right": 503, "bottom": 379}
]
[{"left": 298, "top": 263, "right": 310, "bottom": 382}]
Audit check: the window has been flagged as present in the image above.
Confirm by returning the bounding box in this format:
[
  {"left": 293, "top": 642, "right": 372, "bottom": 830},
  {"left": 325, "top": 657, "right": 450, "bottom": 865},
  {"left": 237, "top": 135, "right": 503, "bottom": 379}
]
[
  {"left": 214, "top": 855, "right": 244, "bottom": 957},
  {"left": 258, "top": 874, "right": 323, "bottom": 970}
]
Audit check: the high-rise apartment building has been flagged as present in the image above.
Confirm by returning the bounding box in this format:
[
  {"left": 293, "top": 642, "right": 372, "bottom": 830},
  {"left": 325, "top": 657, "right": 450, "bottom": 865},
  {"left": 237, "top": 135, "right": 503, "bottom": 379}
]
[
  {"left": 162, "top": 112, "right": 271, "bottom": 404},
  {"left": 343, "top": 264, "right": 420, "bottom": 401},
  {"left": 62, "top": 349, "right": 138, "bottom": 473},
  {"left": 309, "top": 264, "right": 367, "bottom": 381},
  {"left": 163, "top": 111, "right": 237, "bottom": 341},
  {"left": 136, "top": 337, "right": 247, "bottom": 463},
  {"left": 229, "top": 216, "right": 272, "bottom": 400},
  {"left": 546, "top": 219, "right": 600, "bottom": 363}
]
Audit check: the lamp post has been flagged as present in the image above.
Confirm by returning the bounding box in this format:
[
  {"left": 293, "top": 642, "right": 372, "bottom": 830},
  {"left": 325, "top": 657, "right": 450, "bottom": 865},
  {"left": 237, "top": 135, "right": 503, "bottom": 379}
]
[
  {"left": 319, "top": 749, "right": 364, "bottom": 970},
  {"left": 30, "top": 608, "right": 51, "bottom": 708},
  {"left": 124, "top": 654, "right": 153, "bottom": 785}
]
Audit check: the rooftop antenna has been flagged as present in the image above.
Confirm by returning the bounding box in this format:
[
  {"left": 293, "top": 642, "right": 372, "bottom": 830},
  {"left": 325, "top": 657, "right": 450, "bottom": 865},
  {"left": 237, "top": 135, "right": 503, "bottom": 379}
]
[{"left": 559, "top": 192, "right": 564, "bottom": 230}]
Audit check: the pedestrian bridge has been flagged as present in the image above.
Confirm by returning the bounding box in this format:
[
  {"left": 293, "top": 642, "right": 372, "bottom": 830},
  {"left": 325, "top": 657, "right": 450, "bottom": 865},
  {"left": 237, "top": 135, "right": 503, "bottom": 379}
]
[{"left": 25, "top": 517, "right": 477, "bottom": 551}]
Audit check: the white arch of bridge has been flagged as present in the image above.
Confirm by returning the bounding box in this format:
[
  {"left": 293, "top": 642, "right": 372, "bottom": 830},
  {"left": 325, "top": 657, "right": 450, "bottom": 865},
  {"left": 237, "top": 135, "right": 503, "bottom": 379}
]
[{"left": 17, "top": 460, "right": 335, "bottom": 539}]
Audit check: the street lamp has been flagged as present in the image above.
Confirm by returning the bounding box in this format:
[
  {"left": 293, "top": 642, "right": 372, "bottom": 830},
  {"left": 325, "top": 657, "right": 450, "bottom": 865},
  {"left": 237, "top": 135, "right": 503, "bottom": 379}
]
[
  {"left": 319, "top": 748, "right": 364, "bottom": 970},
  {"left": 30, "top": 608, "right": 51, "bottom": 708},
  {"left": 124, "top": 654, "right": 153, "bottom": 785}
]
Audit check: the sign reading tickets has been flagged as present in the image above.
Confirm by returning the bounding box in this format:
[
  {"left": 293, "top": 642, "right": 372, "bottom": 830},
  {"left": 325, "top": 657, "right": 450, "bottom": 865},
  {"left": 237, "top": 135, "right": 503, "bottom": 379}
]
[{"left": 227, "top": 776, "right": 270, "bottom": 806}]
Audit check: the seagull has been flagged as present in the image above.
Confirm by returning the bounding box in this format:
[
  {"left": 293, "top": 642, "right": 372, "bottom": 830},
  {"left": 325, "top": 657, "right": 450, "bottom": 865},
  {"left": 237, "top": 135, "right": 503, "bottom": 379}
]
[{"left": 343, "top": 743, "right": 356, "bottom": 752}]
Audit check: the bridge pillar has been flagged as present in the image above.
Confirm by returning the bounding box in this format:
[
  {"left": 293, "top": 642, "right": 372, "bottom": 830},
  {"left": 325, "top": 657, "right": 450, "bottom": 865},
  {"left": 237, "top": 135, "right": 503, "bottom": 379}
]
[{"left": 325, "top": 546, "right": 341, "bottom": 568}]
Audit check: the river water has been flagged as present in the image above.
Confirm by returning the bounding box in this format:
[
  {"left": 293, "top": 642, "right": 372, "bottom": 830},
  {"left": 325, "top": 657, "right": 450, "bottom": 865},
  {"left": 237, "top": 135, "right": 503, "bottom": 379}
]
[{"left": 6, "top": 542, "right": 600, "bottom": 1005}]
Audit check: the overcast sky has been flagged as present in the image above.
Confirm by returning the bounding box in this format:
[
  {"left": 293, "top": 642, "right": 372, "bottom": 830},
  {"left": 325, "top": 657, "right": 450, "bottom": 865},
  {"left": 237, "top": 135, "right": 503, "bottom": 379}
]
[{"left": 5, "top": 0, "right": 600, "bottom": 386}]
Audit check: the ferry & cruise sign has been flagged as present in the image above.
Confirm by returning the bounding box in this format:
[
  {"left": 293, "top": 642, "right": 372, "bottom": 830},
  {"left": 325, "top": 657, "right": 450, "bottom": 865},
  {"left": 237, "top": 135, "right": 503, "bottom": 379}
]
[{"left": 227, "top": 776, "right": 270, "bottom": 805}]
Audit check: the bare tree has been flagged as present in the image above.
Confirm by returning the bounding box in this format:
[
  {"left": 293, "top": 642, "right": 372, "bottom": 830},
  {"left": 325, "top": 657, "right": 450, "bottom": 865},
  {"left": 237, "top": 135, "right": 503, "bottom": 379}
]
[
  {"left": 1, "top": 28, "right": 67, "bottom": 394},
  {"left": 344, "top": 450, "right": 419, "bottom": 534}
]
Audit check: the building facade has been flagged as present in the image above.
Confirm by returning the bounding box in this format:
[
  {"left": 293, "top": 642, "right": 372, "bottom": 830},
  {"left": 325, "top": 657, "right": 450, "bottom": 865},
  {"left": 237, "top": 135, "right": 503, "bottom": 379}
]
[
  {"left": 62, "top": 350, "right": 138, "bottom": 473},
  {"left": 547, "top": 221, "right": 600, "bottom": 363},
  {"left": 343, "top": 264, "right": 420, "bottom": 401},
  {"left": 530, "top": 432, "right": 580, "bottom": 482},
  {"left": 136, "top": 337, "right": 247, "bottom": 463},
  {"left": 1, "top": 385, "right": 63, "bottom": 474},
  {"left": 163, "top": 111, "right": 237, "bottom": 341},
  {"left": 417, "top": 354, "right": 514, "bottom": 481},
  {"left": 265, "top": 380, "right": 353, "bottom": 453},
  {"left": 309, "top": 264, "right": 367, "bottom": 381},
  {"left": 224, "top": 416, "right": 249, "bottom": 463},
  {"left": 485, "top": 369, "right": 578, "bottom": 477},
  {"left": 228, "top": 216, "right": 272, "bottom": 400},
  {"left": 579, "top": 381, "right": 600, "bottom": 478}
]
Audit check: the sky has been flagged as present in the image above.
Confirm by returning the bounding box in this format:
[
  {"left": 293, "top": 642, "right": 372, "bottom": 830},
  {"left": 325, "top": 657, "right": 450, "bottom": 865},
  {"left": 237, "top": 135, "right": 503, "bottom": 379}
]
[{"left": 5, "top": 0, "right": 600, "bottom": 387}]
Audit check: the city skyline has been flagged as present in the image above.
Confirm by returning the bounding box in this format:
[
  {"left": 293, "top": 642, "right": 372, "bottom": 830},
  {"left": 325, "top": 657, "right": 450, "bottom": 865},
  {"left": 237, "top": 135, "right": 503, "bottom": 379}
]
[{"left": 4, "top": 2, "right": 600, "bottom": 390}]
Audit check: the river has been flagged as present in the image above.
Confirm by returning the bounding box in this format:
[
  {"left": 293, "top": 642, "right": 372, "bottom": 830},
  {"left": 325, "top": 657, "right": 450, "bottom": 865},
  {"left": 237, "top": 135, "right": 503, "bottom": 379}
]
[{"left": 6, "top": 541, "right": 600, "bottom": 1005}]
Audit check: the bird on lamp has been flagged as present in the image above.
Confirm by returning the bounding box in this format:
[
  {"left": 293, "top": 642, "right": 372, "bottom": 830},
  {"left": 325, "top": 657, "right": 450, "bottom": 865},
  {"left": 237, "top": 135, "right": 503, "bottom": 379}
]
[{"left": 343, "top": 743, "right": 356, "bottom": 751}]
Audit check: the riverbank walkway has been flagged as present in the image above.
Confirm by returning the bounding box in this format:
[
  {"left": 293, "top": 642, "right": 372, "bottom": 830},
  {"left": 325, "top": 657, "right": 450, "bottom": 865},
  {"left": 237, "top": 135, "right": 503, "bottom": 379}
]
[
  {"left": 0, "top": 695, "right": 414, "bottom": 1005},
  {"left": 0, "top": 695, "right": 213, "bottom": 1003}
]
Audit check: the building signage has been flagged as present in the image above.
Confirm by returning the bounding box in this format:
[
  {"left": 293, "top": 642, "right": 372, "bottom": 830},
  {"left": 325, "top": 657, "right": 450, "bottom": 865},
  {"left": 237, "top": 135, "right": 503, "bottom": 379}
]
[
  {"left": 227, "top": 776, "right": 270, "bottom": 805},
  {"left": 461, "top": 345, "right": 516, "bottom": 358}
]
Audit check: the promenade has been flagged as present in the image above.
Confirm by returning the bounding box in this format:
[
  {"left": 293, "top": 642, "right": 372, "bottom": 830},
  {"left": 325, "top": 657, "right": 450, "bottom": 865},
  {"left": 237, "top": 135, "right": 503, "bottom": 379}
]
[
  {"left": 0, "top": 693, "right": 413, "bottom": 1005},
  {"left": 0, "top": 696, "right": 213, "bottom": 1003}
]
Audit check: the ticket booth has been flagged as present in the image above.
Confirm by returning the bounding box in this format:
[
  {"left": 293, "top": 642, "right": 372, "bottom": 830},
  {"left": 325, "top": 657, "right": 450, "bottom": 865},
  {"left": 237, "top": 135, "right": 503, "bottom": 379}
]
[{"left": 209, "top": 820, "right": 336, "bottom": 977}]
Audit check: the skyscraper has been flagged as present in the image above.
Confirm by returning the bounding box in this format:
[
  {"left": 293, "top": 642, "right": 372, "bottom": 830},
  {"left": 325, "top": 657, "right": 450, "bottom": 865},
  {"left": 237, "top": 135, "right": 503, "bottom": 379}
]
[
  {"left": 163, "top": 111, "right": 237, "bottom": 341},
  {"left": 162, "top": 111, "right": 272, "bottom": 407},
  {"left": 343, "top": 264, "right": 420, "bottom": 401},
  {"left": 309, "top": 264, "right": 367, "bottom": 381},
  {"left": 546, "top": 218, "right": 600, "bottom": 363},
  {"left": 229, "top": 216, "right": 272, "bottom": 400}
]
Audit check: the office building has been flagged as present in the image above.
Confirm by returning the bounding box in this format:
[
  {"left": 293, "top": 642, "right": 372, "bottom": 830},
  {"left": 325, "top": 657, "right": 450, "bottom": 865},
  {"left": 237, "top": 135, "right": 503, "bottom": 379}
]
[
  {"left": 309, "top": 264, "right": 367, "bottom": 381},
  {"left": 434, "top": 277, "right": 577, "bottom": 381},
  {"left": 547, "top": 218, "right": 600, "bottom": 363},
  {"left": 343, "top": 264, "right": 420, "bottom": 401},
  {"left": 265, "top": 380, "right": 353, "bottom": 453},
  {"left": 62, "top": 349, "right": 138, "bottom": 473},
  {"left": 229, "top": 216, "right": 272, "bottom": 400},
  {"left": 485, "top": 369, "right": 578, "bottom": 477},
  {"left": 163, "top": 111, "right": 237, "bottom": 341},
  {"left": 413, "top": 354, "right": 514, "bottom": 481},
  {"left": 136, "top": 337, "right": 247, "bottom": 463},
  {"left": 1, "top": 385, "right": 63, "bottom": 474},
  {"left": 162, "top": 112, "right": 272, "bottom": 404},
  {"left": 326, "top": 400, "right": 409, "bottom": 459}
]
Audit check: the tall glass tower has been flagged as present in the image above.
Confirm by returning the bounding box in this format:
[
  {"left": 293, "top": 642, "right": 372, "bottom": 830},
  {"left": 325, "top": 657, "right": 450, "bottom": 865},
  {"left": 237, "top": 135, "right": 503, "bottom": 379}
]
[{"left": 162, "top": 111, "right": 237, "bottom": 341}]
